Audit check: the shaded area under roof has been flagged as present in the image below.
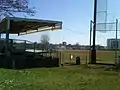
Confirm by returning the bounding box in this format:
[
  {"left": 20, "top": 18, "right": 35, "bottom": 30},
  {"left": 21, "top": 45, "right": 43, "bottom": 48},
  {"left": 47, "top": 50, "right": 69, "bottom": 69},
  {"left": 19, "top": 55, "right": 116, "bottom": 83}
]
[{"left": 0, "top": 17, "right": 62, "bottom": 35}]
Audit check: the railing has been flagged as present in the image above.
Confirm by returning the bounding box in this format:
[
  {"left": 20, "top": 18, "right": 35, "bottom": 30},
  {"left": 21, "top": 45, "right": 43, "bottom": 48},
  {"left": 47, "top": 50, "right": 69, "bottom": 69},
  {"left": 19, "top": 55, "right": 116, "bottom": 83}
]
[
  {"left": 0, "top": 38, "right": 59, "bottom": 59},
  {"left": 12, "top": 39, "right": 36, "bottom": 53},
  {"left": 0, "top": 38, "right": 36, "bottom": 54}
]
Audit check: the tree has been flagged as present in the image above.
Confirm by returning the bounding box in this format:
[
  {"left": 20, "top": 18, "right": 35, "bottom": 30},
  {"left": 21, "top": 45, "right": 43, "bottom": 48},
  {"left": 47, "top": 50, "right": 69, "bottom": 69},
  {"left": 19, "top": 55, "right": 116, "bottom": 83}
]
[
  {"left": 0, "top": 0, "right": 35, "bottom": 17},
  {"left": 40, "top": 34, "right": 50, "bottom": 51},
  {"left": 76, "top": 42, "right": 79, "bottom": 46}
]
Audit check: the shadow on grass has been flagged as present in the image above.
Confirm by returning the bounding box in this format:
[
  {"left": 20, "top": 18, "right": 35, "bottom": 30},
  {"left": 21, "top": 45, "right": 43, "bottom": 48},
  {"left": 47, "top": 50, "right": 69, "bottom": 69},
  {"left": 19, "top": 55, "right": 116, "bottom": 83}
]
[
  {"left": 86, "top": 62, "right": 120, "bottom": 72},
  {"left": 64, "top": 62, "right": 77, "bottom": 66}
]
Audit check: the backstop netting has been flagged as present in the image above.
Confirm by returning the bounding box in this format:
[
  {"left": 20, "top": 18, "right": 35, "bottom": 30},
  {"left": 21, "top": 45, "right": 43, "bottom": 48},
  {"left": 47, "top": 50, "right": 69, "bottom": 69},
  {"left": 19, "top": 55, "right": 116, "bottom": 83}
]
[{"left": 93, "top": 0, "right": 120, "bottom": 64}]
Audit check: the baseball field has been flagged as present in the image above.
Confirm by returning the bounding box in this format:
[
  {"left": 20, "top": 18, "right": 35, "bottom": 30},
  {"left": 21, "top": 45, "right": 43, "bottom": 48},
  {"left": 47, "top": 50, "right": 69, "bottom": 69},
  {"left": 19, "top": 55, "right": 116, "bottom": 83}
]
[{"left": 59, "top": 50, "right": 117, "bottom": 64}]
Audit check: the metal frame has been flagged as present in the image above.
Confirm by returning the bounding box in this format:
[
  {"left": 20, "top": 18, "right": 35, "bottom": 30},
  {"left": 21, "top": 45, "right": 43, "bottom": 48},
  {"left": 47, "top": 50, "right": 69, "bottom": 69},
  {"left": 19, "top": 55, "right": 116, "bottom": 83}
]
[{"left": 90, "top": 18, "right": 119, "bottom": 65}]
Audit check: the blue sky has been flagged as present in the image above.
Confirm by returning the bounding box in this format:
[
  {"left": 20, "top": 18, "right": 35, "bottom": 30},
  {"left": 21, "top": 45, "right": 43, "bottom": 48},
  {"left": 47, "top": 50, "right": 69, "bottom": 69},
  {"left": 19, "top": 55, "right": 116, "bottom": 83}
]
[{"left": 8, "top": 0, "right": 120, "bottom": 45}]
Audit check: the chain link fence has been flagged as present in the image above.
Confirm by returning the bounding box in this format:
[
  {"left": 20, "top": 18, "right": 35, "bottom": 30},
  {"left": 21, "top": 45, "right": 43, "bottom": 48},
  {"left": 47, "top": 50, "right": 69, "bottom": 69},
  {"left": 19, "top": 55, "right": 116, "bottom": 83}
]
[{"left": 57, "top": 50, "right": 89, "bottom": 66}]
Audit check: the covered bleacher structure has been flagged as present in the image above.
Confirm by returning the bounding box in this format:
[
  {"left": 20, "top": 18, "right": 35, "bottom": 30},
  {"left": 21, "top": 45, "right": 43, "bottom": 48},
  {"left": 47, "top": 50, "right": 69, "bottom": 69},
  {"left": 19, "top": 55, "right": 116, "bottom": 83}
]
[{"left": 0, "top": 17, "right": 62, "bottom": 69}]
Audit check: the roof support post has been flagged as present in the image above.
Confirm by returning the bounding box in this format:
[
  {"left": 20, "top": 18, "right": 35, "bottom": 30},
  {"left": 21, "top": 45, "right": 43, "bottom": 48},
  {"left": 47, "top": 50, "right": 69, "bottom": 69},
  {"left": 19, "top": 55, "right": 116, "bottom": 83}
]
[
  {"left": 0, "top": 33, "right": 1, "bottom": 38},
  {"left": 5, "top": 19, "right": 10, "bottom": 56}
]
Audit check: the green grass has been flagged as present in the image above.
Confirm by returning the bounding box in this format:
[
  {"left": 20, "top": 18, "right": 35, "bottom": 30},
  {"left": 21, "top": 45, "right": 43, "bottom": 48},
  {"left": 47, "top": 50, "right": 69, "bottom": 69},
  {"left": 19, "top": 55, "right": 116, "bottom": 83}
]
[
  {"left": 0, "top": 66, "right": 120, "bottom": 90},
  {"left": 0, "top": 50, "right": 118, "bottom": 90}
]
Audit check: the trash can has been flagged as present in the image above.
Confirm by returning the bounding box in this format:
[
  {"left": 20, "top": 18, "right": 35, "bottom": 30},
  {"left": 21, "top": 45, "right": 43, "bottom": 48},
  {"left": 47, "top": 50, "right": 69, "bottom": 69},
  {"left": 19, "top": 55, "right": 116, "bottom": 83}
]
[{"left": 76, "top": 56, "right": 80, "bottom": 65}]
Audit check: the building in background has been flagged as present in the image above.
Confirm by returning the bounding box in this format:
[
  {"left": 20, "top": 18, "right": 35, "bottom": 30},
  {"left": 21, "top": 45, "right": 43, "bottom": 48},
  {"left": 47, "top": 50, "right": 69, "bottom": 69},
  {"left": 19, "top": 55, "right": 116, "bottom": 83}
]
[
  {"left": 62, "top": 42, "right": 67, "bottom": 46},
  {"left": 107, "top": 39, "right": 120, "bottom": 49}
]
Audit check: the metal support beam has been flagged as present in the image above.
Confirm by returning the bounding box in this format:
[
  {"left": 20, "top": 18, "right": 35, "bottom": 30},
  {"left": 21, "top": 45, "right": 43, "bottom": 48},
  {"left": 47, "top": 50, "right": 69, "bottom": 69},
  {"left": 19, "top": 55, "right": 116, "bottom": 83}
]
[
  {"left": 115, "top": 19, "right": 118, "bottom": 65},
  {"left": 89, "top": 20, "right": 93, "bottom": 63},
  {"left": 91, "top": 0, "right": 97, "bottom": 64},
  {"left": 5, "top": 19, "right": 10, "bottom": 56}
]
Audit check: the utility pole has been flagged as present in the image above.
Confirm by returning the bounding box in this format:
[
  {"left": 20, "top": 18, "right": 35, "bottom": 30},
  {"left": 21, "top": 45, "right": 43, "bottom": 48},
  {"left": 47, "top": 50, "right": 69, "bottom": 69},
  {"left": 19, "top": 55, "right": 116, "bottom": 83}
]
[{"left": 91, "top": 0, "right": 97, "bottom": 64}]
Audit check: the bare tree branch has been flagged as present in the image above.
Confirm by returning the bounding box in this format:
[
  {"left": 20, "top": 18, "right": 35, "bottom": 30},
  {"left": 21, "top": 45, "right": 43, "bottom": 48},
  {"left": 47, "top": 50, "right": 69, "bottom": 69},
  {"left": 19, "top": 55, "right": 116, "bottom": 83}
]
[
  {"left": 0, "top": 0, "right": 35, "bottom": 17},
  {"left": 40, "top": 34, "right": 50, "bottom": 50}
]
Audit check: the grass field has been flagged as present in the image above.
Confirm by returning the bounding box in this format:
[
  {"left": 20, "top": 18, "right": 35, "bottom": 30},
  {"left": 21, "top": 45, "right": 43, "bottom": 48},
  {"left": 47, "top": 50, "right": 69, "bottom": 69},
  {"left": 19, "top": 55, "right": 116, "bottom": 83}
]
[
  {"left": 0, "top": 50, "right": 119, "bottom": 90},
  {"left": 59, "top": 50, "right": 118, "bottom": 64},
  {"left": 0, "top": 65, "right": 120, "bottom": 90}
]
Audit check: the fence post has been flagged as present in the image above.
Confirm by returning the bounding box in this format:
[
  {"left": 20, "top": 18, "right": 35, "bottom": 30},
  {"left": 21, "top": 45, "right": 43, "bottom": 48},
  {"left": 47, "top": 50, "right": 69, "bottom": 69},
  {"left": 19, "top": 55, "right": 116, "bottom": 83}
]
[
  {"left": 58, "top": 51, "right": 61, "bottom": 67},
  {"left": 57, "top": 49, "right": 59, "bottom": 58},
  {"left": 59, "top": 51, "right": 63, "bottom": 64},
  {"left": 12, "top": 59, "right": 15, "bottom": 69},
  {"left": 62, "top": 52, "right": 64, "bottom": 65},
  {"left": 86, "top": 56, "right": 88, "bottom": 65}
]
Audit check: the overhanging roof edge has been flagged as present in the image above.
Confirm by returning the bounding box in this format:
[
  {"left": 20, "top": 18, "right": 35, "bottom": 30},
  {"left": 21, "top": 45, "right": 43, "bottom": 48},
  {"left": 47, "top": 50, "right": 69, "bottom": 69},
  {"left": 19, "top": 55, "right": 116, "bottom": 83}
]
[
  {"left": 5, "top": 17, "right": 62, "bottom": 24},
  {"left": 0, "top": 17, "right": 62, "bottom": 34}
]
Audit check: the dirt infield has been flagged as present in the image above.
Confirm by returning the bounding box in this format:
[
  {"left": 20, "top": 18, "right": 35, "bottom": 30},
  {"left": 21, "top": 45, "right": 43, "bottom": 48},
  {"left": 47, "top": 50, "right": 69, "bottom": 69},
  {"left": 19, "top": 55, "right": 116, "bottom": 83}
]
[{"left": 65, "top": 50, "right": 115, "bottom": 53}]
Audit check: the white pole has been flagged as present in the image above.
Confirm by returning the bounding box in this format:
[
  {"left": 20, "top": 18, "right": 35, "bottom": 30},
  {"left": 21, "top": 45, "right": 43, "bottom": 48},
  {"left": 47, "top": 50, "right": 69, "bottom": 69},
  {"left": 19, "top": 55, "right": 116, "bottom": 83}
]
[{"left": 115, "top": 19, "right": 118, "bottom": 65}]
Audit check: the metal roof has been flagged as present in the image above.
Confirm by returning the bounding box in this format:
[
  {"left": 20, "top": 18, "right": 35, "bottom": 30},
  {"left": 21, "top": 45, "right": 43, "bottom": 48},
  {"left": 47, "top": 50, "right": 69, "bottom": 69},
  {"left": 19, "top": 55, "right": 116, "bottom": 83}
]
[{"left": 0, "top": 17, "right": 62, "bottom": 35}]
